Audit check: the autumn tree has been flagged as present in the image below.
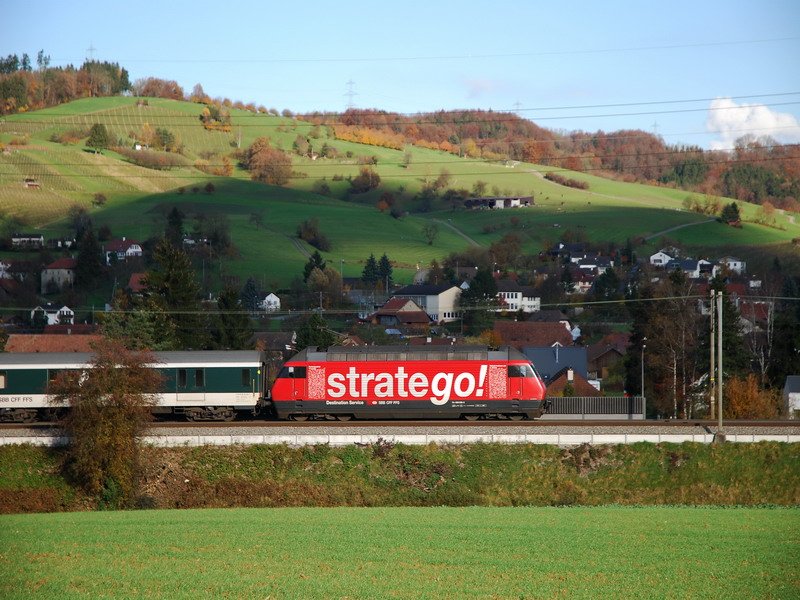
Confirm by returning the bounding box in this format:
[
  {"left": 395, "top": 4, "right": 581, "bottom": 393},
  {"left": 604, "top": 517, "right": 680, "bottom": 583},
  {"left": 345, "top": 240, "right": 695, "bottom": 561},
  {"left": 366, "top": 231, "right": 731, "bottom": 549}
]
[
  {"left": 724, "top": 374, "right": 779, "bottom": 419},
  {"left": 349, "top": 166, "right": 381, "bottom": 193},
  {"left": 48, "top": 339, "right": 163, "bottom": 507},
  {"left": 246, "top": 137, "right": 292, "bottom": 185}
]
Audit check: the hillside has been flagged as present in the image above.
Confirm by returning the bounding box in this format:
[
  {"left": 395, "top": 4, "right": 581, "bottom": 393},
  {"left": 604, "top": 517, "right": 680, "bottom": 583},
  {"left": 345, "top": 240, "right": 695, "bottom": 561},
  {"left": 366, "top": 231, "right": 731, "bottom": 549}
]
[{"left": 1, "top": 97, "right": 798, "bottom": 287}]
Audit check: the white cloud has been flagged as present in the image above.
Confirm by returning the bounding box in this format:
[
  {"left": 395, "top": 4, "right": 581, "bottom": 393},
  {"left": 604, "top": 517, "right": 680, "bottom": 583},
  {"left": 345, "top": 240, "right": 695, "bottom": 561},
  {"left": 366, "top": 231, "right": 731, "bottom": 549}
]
[{"left": 706, "top": 98, "right": 800, "bottom": 150}]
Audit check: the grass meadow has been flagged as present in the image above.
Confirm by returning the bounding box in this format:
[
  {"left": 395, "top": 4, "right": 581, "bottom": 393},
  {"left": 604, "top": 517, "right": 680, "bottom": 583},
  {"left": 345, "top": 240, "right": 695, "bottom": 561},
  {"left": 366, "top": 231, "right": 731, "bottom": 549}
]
[
  {"left": 2, "top": 97, "right": 799, "bottom": 286},
  {"left": 0, "top": 506, "right": 797, "bottom": 599}
]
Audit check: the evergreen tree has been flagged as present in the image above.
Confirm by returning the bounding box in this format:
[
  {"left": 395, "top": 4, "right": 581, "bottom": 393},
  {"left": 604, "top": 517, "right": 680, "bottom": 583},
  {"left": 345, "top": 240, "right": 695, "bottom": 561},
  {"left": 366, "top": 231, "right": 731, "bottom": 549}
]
[
  {"left": 101, "top": 292, "right": 178, "bottom": 350},
  {"left": 459, "top": 267, "right": 498, "bottom": 334},
  {"left": 377, "top": 253, "right": 393, "bottom": 291},
  {"left": 212, "top": 286, "right": 253, "bottom": 349},
  {"left": 240, "top": 277, "right": 261, "bottom": 312},
  {"left": 145, "top": 238, "right": 204, "bottom": 349},
  {"left": 165, "top": 207, "right": 184, "bottom": 247},
  {"left": 361, "top": 253, "right": 379, "bottom": 287},
  {"left": 303, "top": 251, "right": 326, "bottom": 283},
  {"left": 710, "top": 275, "right": 750, "bottom": 376},
  {"left": 86, "top": 123, "right": 110, "bottom": 153},
  {"left": 75, "top": 228, "right": 103, "bottom": 287},
  {"left": 720, "top": 202, "right": 741, "bottom": 224},
  {"left": 768, "top": 276, "right": 800, "bottom": 390},
  {"left": 296, "top": 313, "right": 337, "bottom": 351}
]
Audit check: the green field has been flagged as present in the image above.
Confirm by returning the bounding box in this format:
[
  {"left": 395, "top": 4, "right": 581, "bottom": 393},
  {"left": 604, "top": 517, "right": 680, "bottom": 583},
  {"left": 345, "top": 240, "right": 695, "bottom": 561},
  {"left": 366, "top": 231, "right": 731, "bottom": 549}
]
[
  {"left": 0, "top": 506, "right": 796, "bottom": 599},
  {"left": 2, "top": 97, "right": 798, "bottom": 287}
]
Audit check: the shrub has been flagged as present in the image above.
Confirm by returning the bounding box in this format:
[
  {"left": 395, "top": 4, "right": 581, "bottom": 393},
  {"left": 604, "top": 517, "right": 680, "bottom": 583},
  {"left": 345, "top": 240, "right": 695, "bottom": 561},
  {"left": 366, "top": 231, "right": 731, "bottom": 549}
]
[{"left": 544, "top": 172, "right": 589, "bottom": 190}]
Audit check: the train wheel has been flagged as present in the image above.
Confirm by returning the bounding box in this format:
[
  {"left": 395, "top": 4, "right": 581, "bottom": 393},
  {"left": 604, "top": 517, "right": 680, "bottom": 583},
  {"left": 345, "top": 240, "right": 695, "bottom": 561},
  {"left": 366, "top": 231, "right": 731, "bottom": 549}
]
[
  {"left": 290, "top": 414, "right": 309, "bottom": 422},
  {"left": 506, "top": 414, "right": 525, "bottom": 421},
  {"left": 335, "top": 414, "right": 352, "bottom": 421},
  {"left": 462, "top": 414, "right": 480, "bottom": 421}
]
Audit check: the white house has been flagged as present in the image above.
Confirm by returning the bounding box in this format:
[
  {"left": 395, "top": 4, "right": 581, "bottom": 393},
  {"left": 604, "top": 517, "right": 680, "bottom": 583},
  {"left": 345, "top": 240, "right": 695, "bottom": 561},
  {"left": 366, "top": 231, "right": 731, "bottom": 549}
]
[
  {"left": 259, "top": 293, "right": 281, "bottom": 312},
  {"left": 392, "top": 284, "right": 462, "bottom": 323},
  {"left": 31, "top": 304, "right": 74, "bottom": 326},
  {"left": 494, "top": 280, "right": 541, "bottom": 313},
  {"left": 718, "top": 256, "right": 746, "bottom": 275},
  {"left": 649, "top": 250, "right": 673, "bottom": 267},
  {"left": 104, "top": 238, "right": 143, "bottom": 265},
  {"left": 784, "top": 376, "right": 800, "bottom": 419}
]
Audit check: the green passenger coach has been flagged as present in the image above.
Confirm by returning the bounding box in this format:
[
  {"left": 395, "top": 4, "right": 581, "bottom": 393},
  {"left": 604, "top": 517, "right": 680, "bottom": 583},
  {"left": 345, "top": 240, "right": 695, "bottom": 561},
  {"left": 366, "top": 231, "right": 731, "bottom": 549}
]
[{"left": 0, "top": 351, "right": 267, "bottom": 423}]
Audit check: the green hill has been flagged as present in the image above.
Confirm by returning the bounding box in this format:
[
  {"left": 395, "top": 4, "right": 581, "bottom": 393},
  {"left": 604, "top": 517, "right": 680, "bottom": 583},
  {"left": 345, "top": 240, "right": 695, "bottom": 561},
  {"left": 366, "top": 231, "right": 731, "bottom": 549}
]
[{"left": 1, "top": 97, "right": 798, "bottom": 286}]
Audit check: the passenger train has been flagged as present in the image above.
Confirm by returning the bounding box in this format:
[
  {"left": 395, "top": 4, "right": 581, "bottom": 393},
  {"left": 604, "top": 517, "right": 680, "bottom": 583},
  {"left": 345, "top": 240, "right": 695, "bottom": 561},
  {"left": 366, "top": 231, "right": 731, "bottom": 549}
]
[{"left": 0, "top": 346, "right": 548, "bottom": 423}]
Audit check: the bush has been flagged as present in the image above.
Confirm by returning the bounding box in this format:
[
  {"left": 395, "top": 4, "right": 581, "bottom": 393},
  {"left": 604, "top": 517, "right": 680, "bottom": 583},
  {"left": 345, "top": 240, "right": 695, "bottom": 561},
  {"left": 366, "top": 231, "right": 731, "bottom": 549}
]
[
  {"left": 297, "top": 217, "right": 331, "bottom": 252},
  {"left": 116, "top": 147, "right": 189, "bottom": 170},
  {"left": 544, "top": 172, "right": 589, "bottom": 190}
]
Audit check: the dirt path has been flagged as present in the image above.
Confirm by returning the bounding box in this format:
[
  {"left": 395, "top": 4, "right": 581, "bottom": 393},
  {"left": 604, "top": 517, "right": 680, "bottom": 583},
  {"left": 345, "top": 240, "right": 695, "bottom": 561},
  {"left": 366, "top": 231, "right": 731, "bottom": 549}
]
[
  {"left": 285, "top": 234, "right": 312, "bottom": 258},
  {"left": 644, "top": 218, "right": 716, "bottom": 241},
  {"left": 432, "top": 218, "right": 482, "bottom": 247}
]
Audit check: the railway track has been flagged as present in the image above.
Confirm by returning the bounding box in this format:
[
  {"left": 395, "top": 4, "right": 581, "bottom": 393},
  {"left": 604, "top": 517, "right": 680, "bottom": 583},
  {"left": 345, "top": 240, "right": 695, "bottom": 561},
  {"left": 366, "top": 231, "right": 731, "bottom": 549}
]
[{"left": 2, "top": 419, "right": 798, "bottom": 430}]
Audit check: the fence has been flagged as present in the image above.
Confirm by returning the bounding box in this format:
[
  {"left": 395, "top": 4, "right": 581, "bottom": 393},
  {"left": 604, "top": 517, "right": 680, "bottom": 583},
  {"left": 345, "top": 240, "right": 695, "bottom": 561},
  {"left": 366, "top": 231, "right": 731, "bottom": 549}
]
[{"left": 543, "top": 396, "right": 644, "bottom": 420}]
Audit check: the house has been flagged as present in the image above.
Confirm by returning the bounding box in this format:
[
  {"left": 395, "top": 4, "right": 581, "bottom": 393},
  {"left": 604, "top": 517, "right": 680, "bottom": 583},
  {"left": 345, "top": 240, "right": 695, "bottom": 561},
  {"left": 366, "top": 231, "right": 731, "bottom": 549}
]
[
  {"left": 464, "top": 196, "right": 533, "bottom": 209},
  {"left": 371, "top": 298, "right": 432, "bottom": 330},
  {"left": 718, "top": 256, "right": 746, "bottom": 275},
  {"left": 587, "top": 333, "right": 630, "bottom": 380},
  {"left": 649, "top": 250, "right": 673, "bottom": 267},
  {"left": 545, "top": 367, "right": 601, "bottom": 396},
  {"left": 783, "top": 377, "right": 800, "bottom": 419},
  {"left": 11, "top": 233, "right": 44, "bottom": 249},
  {"left": 127, "top": 272, "right": 147, "bottom": 295},
  {"left": 40, "top": 257, "right": 77, "bottom": 292},
  {"left": 494, "top": 280, "right": 541, "bottom": 313},
  {"left": 259, "top": 292, "right": 281, "bottom": 312},
  {"left": 522, "top": 346, "right": 588, "bottom": 384},
  {"left": 493, "top": 321, "right": 573, "bottom": 350},
  {"left": 391, "top": 283, "right": 461, "bottom": 323},
  {"left": 5, "top": 333, "right": 102, "bottom": 352},
  {"left": 30, "top": 304, "right": 75, "bottom": 326},
  {"left": 104, "top": 238, "right": 143, "bottom": 265}
]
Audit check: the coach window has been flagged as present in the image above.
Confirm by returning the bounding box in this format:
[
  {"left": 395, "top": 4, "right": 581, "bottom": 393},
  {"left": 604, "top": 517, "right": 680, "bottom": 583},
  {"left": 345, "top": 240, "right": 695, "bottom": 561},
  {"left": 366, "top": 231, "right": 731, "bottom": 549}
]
[
  {"left": 195, "top": 369, "right": 205, "bottom": 388},
  {"left": 178, "top": 369, "right": 187, "bottom": 387},
  {"left": 241, "top": 368, "right": 251, "bottom": 387},
  {"left": 0, "top": 371, "right": 5, "bottom": 389}
]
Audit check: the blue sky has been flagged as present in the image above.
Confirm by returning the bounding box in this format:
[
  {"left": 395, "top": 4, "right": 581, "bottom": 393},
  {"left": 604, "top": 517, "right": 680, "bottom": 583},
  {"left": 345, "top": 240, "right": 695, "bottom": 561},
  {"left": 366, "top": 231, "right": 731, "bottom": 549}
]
[{"left": 3, "top": 0, "right": 799, "bottom": 149}]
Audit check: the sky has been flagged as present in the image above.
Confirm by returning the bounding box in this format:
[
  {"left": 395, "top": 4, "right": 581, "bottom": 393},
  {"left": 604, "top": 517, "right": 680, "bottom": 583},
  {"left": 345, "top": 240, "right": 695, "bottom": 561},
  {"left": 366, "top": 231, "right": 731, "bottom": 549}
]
[{"left": 2, "top": 0, "right": 800, "bottom": 150}]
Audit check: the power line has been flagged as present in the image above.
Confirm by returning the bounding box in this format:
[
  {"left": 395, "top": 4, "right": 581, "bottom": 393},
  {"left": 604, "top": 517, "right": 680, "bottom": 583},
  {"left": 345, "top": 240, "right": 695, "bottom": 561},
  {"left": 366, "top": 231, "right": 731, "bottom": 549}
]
[
  {"left": 66, "top": 35, "right": 799, "bottom": 65},
  {"left": 7, "top": 93, "right": 799, "bottom": 126}
]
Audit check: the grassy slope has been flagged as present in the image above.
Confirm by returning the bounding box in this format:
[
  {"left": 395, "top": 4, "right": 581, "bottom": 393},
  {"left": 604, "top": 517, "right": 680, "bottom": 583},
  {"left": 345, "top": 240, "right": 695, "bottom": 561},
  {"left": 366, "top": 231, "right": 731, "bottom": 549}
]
[
  {"left": 1, "top": 97, "right": 798, "bottom": 286},
  {"left": 0, "top": 506, "right": 796, "bottom": 599}
]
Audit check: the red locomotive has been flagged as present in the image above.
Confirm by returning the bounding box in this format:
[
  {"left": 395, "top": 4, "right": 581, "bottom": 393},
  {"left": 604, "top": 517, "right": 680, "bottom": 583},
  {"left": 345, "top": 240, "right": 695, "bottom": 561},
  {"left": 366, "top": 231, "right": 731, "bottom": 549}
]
[{"left": 269, "top": 346, "right": 548, "bottom": 420}]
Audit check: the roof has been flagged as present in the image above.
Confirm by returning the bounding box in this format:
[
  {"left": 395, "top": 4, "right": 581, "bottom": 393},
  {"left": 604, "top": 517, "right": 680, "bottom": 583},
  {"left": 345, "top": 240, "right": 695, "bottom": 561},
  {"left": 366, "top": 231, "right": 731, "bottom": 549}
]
[
  {"left": 5, "top": 334, "right": 104, "bottom": 353},
  {"left": 128, "top": 273, "right": 147, "bottom": 293},
  {"left": 522, "top": 346, "right": 588, "bottom": 381},
  {"left": 105, "top": 239, "right": 141, "bottom": 252},
  {"left": 784, "top": 376, "right": 800, "bottom": 394},
  {"left": 546, "top": 368, "right": 599, "bottom": 397},
  {"left": 393, "top": 283, "right": 459, "bottom": 296},
  {"left": 0, "top": 350, "right": 263, "bottom": 365},
  {"left": 494, "top": 321, "right": 573, "bottom": 349},
  {"left": 44, "top": 257, "right": 77, "bottom": 270},
  {"left": 43, "top": 324, "right": 98, "bottom": 335}
]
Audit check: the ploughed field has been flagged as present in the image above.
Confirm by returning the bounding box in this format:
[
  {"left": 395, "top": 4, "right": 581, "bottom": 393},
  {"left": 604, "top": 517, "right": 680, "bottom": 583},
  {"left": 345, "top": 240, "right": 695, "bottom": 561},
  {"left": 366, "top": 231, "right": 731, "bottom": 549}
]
[{"left": 0, "top": 506, "right": 796, "bottom": 599}]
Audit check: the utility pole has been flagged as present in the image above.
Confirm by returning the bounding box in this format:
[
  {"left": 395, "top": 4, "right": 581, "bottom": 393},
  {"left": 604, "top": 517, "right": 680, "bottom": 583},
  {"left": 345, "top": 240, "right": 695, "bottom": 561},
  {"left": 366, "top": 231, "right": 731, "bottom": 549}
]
[
  {"left": 717, "top": 291, "right": 724, "bottom": 435},
  {"left": 709, "top": 290, "right": 716, "bottom": 419},
  {"left": 641, "top": 337, "right": 647, "bottom": 420},
  {"left": 344, "top": 80, "right": 357, "bottom": 110}
]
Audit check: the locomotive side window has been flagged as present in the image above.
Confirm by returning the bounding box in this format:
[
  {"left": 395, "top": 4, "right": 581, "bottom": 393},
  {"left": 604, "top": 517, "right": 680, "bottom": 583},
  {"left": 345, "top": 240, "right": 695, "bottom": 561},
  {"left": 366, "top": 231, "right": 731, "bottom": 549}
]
[
  {"left": 277, "top": 366, "right": 307, "bottom": 379},
  {"left": 509, "top": 365, "right": 536, "bottom": 378}
]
